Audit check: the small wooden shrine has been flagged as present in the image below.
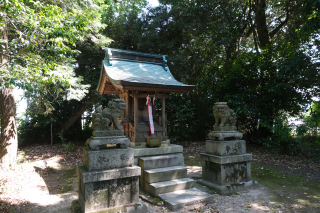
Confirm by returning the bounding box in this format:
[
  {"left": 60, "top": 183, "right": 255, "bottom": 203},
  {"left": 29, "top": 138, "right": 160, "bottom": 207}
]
[{"left": 96, "top": 48, "right": 194, "bottom": 147}]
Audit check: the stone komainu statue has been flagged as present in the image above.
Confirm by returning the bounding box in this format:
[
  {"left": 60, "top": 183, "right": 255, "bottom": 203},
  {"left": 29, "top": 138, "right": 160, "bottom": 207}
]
[
  {"left": 213, "top": 102, "right": 237, "bottom": 131},
  {"left": 92, "top": 99, "right": 127, "bottom": 131}
]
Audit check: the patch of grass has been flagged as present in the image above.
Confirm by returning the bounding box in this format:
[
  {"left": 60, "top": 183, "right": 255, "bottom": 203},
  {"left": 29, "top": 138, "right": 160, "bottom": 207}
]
[
  {"left": 251, "top": 163, "right": 320, "bottom": 210},
  {"left": 184, "top": 156, "right": 201, "bottom": 166},
  {"left": 226, "top": 192, "right": 240, "bottom": 196},
  {"left": 150, "top": 198, "right": 162, "bottom": 203},
  {"left": 59, "top": 185, "right": 73, "bottom": 194},
  {"left": 203, "top": 185, "right": 216, "bottom": 194},
  {"left": 63, "top": 167, "right": 77, "bottom": 179}
]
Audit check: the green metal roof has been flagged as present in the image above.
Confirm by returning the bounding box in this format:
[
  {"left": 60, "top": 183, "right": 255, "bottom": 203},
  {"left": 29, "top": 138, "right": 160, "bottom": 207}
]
[{"left": 100, "top": 48, "right": 194, "bottom": 90}]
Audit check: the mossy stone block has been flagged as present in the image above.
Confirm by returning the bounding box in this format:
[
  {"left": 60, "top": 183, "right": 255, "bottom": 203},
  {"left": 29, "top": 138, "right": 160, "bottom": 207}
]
[{"left": 146, "top": 137, "right": 161, "bottom": 148}]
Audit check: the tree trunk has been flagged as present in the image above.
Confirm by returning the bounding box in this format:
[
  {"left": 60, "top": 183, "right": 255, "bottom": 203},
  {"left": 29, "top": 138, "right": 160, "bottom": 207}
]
[
  {"left": 0, "top": 88, "right": 18, "bottom": 169},
  {"left": 0, "top": 15, "right": 17, "bottom": 169},
  {"left": 256, "top": 0, "right": 270, "bottom": 48},
  {"left": 60, "top": 94, "right": 99, "bottom": 133},
  {"left": 74, "top": 116, "right": 82, "bottom": 141}
]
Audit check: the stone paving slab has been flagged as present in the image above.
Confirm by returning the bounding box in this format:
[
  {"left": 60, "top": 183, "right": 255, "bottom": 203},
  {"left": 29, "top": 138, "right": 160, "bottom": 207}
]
[
  {"left": 139, "top": 155, "right": 181, "bottom": 170},
  {"left": 146, "top": 178, "right": 194, "bottom": 196},
  {"left": 144, "top": 166, "right": 187, "bottom": 183},
  {"left": 158, "top": 188, "right": 214, "bottom": 211}
]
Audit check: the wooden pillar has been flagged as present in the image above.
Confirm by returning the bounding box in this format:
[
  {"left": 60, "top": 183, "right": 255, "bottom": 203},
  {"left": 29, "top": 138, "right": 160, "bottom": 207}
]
[
  {"left": 134, "top": 97, "right": 138, "bottom": 142},
  {"left": 162, "top": 97, "right": 166, "bottom": 137},
  {"left": 152, "top": 99, "right": 156, "bottom": 120}
]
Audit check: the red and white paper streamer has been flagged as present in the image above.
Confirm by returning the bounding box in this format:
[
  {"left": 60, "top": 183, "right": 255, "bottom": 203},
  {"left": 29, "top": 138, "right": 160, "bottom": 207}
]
[{"left": 146, "top": 95, "right": 154, "bottom": 135}]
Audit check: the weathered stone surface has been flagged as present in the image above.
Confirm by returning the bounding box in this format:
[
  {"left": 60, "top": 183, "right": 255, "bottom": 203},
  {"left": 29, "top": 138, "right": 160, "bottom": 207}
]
[
  {"left": 200, "top": 153, "right": 252, "bottom": 164},
  {"left": 144, "top": 166, "right": 187, "bottom": 183},
  {"left": 212, "top": 102, "right": 237, "bottom": 131},
  {"left": 158, "top": 188, "right": 214, "bottom": 211},
  {"left": 197, "top": 179, "right": 257, "bottom": 195},
  {"left": 201, "top": 102, "right": 254, "bottom": 195},
  {"left": 207, "top": 131, "right": 243, "bottom": 141},
  {"left": 201, "top": 160, "right": 251, "bottom": 185},
  {"left": 133, "top": 145, "right": 184, "bottom": 165},
  {"left": 77, "top": 165, "right": 141, "bottom": 183},
  {"left": 205, "top": 140, "right": 246, "bottom": 156},
  {"left": 146, "top": 137, "right": 161, "bottom": 148},
  {"left": 127, "top": 201, "right": 148, "bottom": 213},
  {"left": 93, "top": 129, "right": 124, "bottom": 137},
  {"left": 134, "top": 145, "right": 183, "bottom": 157},
  {"left": 135, "top": 153, "right": 183, "bottom": 167},
  {"left": 145, "top": 178, "right": 194, "bottom": 197},
  {"left": 139, "top": 155, "right": 181, "bottom": 170},
  {"left": 86, "top": 136, "right": 130, "bottom": 151},
  {"left": 138, "top": 154, "right": 184, "bottom": 191},
  {"left": 83, "top": 147, "right": 134, "bottom": 171},
  {"left": 78, "top": 176, "right": 140, "bottom": 212},
  {"left": 92, "top": 99, "right": 126, "bottom": 131},
  {"left": 72, "top": 200, "right": 147, "bottom": 213}
]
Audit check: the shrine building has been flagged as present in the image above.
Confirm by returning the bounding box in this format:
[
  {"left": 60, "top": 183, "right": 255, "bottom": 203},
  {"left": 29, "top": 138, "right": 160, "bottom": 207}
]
[{"left": 96, "top": 48, "right": 194, "bottom": 147}]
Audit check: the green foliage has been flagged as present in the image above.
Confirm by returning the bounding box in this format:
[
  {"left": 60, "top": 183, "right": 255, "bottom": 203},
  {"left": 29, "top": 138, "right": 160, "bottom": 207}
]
[
  {"left": 165, "top": 92, "right": 215, "bottom": 142},
  {"left": 58, "top": 133, "right": 76, "bottom": 153},
  {"left": 1, "top": 0, "right": 109, "bottom": 114},
  {"left": 11, "top": 0, "right": 320, "bottom": 151},
  {"left": 296, "top": 125, "right": 309, "bottom": 137},
  {"left": 262, "top": 115, "right": 294, "bottom": 154}
]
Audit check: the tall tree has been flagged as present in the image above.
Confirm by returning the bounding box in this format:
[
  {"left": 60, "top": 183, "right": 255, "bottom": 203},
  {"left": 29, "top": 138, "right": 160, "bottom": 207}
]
[
  {"left": 0, "top": 0, "right": 107, "bottom": 168},
  {"left": 105, "top": 0, "right": 320, "bottom": 142},
  {"left": 0, "top": 19, "right": 18, "bottom": 168}
]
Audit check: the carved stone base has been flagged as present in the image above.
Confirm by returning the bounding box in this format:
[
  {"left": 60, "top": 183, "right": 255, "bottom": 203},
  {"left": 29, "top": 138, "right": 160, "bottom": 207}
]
[
  {"left": 86, "top": 136, "right": 130, "bottom": 151},
  {"left": 77, "top": 165, "right": 141, "bottom": 212},
  {"left": 208, "top": 131, "right": 243, "bottom": 141},
  {"left": 197, "top": 179, "right": 257, "bottom": 195},
  {"left": 213, "top": 125, "right": 237, "bottom": 131},
  {"left": 92, "top": 129, "right": 124, "bottom": 137},
  {"left": 205, "top": 140, "right": 246, "bottom": 156},
  {"left": 83, "top": 147, "right": 134, "bottom": 171},
  {"left": 201, "top": 153, "right": 252, "bottom": 185}
]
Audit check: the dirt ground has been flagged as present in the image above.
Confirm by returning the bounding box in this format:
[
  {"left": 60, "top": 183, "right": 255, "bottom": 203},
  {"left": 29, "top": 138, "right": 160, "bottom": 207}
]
[{"left": 0, "top": 142, "right": 319, "bottom": 213}]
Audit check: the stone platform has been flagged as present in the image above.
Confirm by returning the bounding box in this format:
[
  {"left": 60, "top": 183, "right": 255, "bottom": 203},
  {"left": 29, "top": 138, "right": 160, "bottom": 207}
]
[
  {"left": 133, "top": 144, "right": 184, "bottom": 166},
  {"left": 137, "top": 145, "right": 213, "bottom": 211},
  {"left": 158, "top": 188, "right": 213, "bottom": 211}
]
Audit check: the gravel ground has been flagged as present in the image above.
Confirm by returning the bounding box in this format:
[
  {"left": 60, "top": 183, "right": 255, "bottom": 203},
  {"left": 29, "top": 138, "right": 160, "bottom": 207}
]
[{"left": 1, "top": 162, "right": 285, "bottom": 213}]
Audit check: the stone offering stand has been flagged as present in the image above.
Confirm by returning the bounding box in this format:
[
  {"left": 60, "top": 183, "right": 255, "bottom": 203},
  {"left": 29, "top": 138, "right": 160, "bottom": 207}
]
[{"left": 198, "top": 102, "right": 256, "bottom": 195}]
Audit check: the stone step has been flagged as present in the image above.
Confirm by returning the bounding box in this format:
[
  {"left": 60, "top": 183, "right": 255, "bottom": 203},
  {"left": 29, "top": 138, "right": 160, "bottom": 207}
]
[
  {"left": 145, "top": 178, "right": 195, "bottom": 197},
  {"left": 158, "top": 188, "right": 214, "bottom": 211},
  {"left": 144, "top": 166, "right": 187, "bottom": 183},
  {"left": 139, "top": 155, "right": 182, "bottom": 170}
]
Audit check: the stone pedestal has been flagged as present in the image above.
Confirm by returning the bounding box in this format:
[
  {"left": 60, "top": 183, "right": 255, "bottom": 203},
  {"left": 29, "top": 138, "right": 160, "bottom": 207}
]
[
  {"left": 86, "top": 130, "right": 131, "bottom": 151},
  {"left": 73, "top": 147, "right": 147, "bottom": 213},
  {"left": 199, "top": 132, "right": 256, "bottom": 195}
]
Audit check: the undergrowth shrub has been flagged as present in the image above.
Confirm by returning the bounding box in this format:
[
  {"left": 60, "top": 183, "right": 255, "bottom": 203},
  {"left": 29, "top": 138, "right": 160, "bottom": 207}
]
[
  {"left": 58, "top": 133, "right": 76, "bottom": 152},
  {"left": 262, "top": 115, "right": 294, "bottom": 154}
]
